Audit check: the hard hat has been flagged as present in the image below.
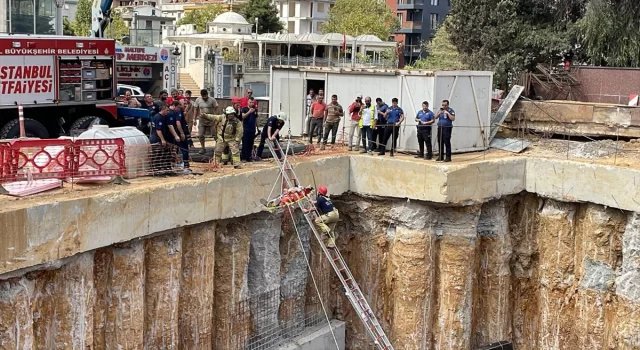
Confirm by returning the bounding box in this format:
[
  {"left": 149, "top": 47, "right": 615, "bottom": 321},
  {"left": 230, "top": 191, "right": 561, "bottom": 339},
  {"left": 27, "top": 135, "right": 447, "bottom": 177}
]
[
  {"left": 225, "top": 106, "right": 236, "bottom": 115},
  {"left": 231, "top": 96, "right": 241, "bottom": 103},
  {"left": 277, "top": 112, "right": 287, "bottom": 121},
  {"left": 318, "top": 186, "right": 328, "bottom": 196}
]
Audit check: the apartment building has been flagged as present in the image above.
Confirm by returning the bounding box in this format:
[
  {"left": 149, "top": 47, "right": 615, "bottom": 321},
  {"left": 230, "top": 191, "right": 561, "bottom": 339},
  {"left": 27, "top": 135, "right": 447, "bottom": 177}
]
[
  {"left": 274, "top": 0, "right": 333, "bottom": 35},
  {"left": 388, "top": 0, "right": 450, "bottom": 66},
  {"left": 120, "top": 5, "right": 175, "bottom": 45}
]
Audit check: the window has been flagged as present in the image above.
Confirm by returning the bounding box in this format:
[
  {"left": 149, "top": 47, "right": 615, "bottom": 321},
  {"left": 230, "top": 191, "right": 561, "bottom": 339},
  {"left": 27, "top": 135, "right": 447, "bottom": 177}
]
[
  {"left": 431, "top": 0, "right": 438, "bottom": 5},
  {"left": 317, "top": 3, "right": 324, "bottom": 13},
  {"left": 430, "top": 13, "right": 438, "bottom": 29},
  {"left": 117, "top": 87, "right": 132, "bottom": 96},
  {"left": 287, "top": 21, "right": 295, "bottom": 33},
  {"left": 245, "top": 83, "right": 270, "bottom": 97},
  {"left": 223, "top": 64, "right": 232, "bottom": 97},
  {"left": 195, "top": 46, "right": 202, "bottom": 58},
  {"left": 288, "top": 2, "right": 295, "bottom": 17},
  {"left": 145, "top": 20, "right": 153, "bottom": 29},
  {"left": 397, "top": 13, "right": 403, "bottom": 23}
]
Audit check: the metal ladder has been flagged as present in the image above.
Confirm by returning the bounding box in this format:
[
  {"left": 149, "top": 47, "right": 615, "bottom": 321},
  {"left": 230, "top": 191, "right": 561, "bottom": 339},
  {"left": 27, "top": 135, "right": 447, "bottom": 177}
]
[{"left": 266, "top": 139, "right": 394, "bottom": 350}]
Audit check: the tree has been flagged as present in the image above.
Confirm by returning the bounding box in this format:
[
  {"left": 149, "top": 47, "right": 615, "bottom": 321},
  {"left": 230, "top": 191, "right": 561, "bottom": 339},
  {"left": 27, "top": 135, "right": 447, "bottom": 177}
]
[
  {"left": 176, "top": 4, "right": 225, "bottom": 33},
  {"left": 241, "top": 0, "right": 284, "bottom": 34},
  {"left": 407, "top": 19, "right": 467, "bottom": 70},
  {"left": 321, "top": 0, "right": 399, "bottom": 40},
  {"left": 577, "top": 0, "right": 640, "bottom": 67},
  {"left": 447, "top": 0, "right": 579, "bottom": 85},
  {"left": 105, "top": 10, "right": 129, "bottom": 41},
  {"left": 63, "top": 17, "right": 75, "bottom": 35},
  {"left": 72, "top": 0, "right": 92, "bottom": 36}
]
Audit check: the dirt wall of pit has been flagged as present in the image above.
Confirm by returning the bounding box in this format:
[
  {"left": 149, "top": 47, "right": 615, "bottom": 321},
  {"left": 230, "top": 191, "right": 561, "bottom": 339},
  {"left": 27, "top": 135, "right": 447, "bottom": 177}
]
[{"left": 1, "top": 155, "right": 640, "bottom": 349}]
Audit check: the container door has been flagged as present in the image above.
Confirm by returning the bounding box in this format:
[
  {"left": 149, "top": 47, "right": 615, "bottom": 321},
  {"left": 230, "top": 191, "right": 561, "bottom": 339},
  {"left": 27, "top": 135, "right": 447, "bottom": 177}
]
[
  {"left": 434, "top": 73, "right": 492, "bottom": 153},
  {"left": 279, "top": 77, "right": 304, "bottom": 136}
]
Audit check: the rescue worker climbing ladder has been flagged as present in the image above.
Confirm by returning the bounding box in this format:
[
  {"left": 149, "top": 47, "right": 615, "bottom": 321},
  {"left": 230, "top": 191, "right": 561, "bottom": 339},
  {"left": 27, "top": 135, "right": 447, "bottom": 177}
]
[
  {"left": 264, "top": 137, "right": 394, "bottom": 350},
  {"left": 304, "top": 186, "right": 339, "bottom": 248}
]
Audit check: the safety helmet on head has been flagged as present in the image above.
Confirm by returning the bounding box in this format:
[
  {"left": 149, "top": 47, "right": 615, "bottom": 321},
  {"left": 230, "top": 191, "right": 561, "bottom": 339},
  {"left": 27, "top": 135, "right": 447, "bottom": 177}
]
[
  {"left": 277, "top": 112, "right": 287, "bottom": 121},
  {"left": 318, "top": 186, "right": 328, "bottom": 196},
  {"left": 225, "top": 106, "right": 236, "bottom": 115}
]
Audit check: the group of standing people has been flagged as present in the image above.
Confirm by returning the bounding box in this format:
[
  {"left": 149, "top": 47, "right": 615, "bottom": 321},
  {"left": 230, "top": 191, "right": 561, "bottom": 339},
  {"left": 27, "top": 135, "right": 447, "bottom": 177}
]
[
  {"left": 303, "top": 88, "right": 456, "bottom": 161},
  {"left": 142, "top": 89, "right": 194, "bottom": 175},
  {"left": 194, "top": 88, "right": 289, "bottom": 168}
]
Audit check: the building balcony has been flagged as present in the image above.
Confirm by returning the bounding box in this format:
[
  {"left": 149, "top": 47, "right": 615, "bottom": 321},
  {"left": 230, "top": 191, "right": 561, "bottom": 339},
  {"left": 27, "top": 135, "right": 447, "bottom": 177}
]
[
  {"left": 126, "top": 29, "right": 162, "bottom": 46},
  {"left": 403, "top": 44, "right": 422, "bottom": 57},
  {"left": 241, "top": 55, "right": 398, "bottom": 71},
  {"left": 397, "top": 0, "right": 423, "bottom": 10},
  {"left": 396, "top": 21, "right": 422, "bottom": 34}
]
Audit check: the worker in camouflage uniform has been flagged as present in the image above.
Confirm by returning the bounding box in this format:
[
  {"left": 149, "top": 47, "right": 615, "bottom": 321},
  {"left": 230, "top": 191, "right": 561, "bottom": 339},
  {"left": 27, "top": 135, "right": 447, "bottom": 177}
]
[{"left": 204, "top": 106, "right": 243, "bottom": 169}]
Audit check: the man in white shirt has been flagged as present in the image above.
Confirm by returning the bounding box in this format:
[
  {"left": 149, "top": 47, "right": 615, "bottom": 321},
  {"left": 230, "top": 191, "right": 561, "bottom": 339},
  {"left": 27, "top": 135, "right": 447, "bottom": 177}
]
[
  {"left": 303, "top": 88, "right": 315, "bottom": 135},
  {"left": 358, "top": 96, "right": 376, "bottom": 154}
]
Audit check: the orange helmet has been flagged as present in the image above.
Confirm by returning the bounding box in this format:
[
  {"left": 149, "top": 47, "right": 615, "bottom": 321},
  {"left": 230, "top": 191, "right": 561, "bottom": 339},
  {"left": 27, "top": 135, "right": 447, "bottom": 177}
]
[{"left": 318, "top": 186, "right": 328, "bottom": 195}]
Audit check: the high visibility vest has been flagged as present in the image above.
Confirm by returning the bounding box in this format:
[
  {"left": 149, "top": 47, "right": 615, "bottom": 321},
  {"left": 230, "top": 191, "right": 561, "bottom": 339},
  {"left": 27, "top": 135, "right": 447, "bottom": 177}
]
[{"left": 358, "top": 105, "right": 376, "bottom": 128}]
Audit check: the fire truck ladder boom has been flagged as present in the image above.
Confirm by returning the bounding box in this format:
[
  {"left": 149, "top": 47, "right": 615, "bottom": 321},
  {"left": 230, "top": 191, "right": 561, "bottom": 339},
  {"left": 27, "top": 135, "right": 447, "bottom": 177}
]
[
  {"left": 266, "top": 139, "right": 394, "bottom": 350},
  {"left": 91, "top": 0, "right": 114, "bottom": 38}
]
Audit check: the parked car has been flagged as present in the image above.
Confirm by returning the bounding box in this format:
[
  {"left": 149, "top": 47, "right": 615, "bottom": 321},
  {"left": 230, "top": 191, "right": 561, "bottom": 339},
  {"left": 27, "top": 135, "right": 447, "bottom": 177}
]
[{"left": 117, "top": 84, "right": 144, "bottom": 98}]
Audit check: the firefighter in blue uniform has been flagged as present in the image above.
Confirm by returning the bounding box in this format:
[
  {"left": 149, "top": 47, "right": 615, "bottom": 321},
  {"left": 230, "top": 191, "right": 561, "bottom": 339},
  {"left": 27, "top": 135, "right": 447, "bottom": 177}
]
[
  {"left": 256, "top": 112, "right": 287, "bottom": 160},
  {"left": 149, "top": 105, "right": 171, "bottom": 175}
]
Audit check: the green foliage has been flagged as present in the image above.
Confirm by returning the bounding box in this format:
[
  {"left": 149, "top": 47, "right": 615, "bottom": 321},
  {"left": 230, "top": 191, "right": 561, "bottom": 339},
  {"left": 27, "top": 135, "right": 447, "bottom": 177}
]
[
  {"left": 177, "top": 5, "right": 225, "bottom": 32},
  {"left": 72, "top": 0, "right": 92, "bottom": 36},
  {"left": 222, "top": 48, "right": 254, "bottom": 62},
  {"left": 241, "top": 0, "right": 284, "bottom": 34},
  {"left": 63, "top": 17, "right": 75, "bottom": 36},
  {"left": 380, "top": 47, "right": 398, "bottom": 66},
  {"left": 222, "top": 48, "right": 241, "bottom": 62},
  {"left": 355, "top": 52, "right": 371, "bottom": 63},
  {"left": 577, "top": 0, "right": 640, "bottom": 67},
  {"left": 447, "top": 0, "right": 578, "bottom": 84},
  {"left": 105, "top": 11, "right": 129, "bottom": 41},
  {"left": 321, "top": 0, "right": 399, "bottom": 40},
  {"left": 407, "top": 19, "right": 467, "bottom": 70}
]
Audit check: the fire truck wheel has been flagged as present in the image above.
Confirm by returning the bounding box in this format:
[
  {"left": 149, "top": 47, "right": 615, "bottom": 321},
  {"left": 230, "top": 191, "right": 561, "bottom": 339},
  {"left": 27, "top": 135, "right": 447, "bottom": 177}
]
[
  {"left": 0, "top": 118, "right": 50, "bottom": 139},
  {"left": 70, "top": 116, "right": 109, "bottom": 131}
]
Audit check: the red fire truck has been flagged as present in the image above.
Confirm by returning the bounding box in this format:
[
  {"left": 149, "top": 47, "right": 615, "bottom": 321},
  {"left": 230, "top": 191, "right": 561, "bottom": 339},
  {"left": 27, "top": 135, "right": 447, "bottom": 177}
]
[{"left": 0, "top": 35, "right": 118, "bottom": 139}]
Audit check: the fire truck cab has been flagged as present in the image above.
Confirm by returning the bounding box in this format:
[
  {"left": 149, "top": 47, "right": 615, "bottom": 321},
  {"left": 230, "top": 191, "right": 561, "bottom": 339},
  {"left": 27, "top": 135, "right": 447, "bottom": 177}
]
[{"left": 0, "top": 35, "right": 118, "bottom": 138}]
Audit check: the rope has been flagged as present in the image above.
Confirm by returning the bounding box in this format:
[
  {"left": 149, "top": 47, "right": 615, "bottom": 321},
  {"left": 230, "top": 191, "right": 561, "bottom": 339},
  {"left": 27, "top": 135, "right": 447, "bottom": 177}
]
[{"left": 285, "top": 205, "right": 341, "bottom": 350}]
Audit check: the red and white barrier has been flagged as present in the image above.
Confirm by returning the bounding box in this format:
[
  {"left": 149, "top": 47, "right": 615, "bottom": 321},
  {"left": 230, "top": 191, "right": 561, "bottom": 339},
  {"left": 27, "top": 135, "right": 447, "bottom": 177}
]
[
  {"left": 0, "top": 138, "right": 126, "bottom": 183},
  {"left": 629, "top": 94, "right": 639, "bottom": 107},
  {"left": 18, "top": 104, "right": 25, "bottom": 138}
]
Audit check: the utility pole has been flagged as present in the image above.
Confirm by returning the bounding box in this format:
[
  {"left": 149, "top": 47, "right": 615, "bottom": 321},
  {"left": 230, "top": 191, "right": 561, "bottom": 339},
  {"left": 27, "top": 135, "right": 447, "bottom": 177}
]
[
  {"left": 255, "top": 16, "right": 258, "bottom": 38},
  {"left": 55, "top": 0, "right": 65, "bottom": 35}
]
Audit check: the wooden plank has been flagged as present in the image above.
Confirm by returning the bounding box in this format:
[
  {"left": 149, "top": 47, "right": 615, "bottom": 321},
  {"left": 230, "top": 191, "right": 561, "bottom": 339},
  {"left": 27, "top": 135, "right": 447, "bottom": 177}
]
[{"left": 490, "top": 85, "right": 524, "bottom": 142}]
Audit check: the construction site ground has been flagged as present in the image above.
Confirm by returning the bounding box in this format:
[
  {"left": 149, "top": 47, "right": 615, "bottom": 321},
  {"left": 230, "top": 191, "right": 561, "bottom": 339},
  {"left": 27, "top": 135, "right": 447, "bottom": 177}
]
[{"left": 3, "top": 134, "right": 640, "bottom": 211}]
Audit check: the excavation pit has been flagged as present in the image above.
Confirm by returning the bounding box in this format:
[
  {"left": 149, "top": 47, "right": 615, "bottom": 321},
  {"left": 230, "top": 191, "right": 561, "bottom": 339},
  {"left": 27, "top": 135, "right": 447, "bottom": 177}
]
[{"left": 1, "top": 146, "right": 639, "bottom": 349}]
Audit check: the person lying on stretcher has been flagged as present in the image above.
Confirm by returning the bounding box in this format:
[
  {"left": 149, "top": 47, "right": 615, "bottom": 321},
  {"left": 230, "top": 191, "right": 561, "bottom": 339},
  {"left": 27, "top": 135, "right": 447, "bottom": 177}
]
[{"left": 261, "top": 186, "right": 314, "bottom": 209}]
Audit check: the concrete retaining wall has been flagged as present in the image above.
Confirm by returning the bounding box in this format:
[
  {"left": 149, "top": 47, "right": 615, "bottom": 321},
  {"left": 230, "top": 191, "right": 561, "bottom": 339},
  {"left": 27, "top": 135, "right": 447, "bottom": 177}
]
[{"left": 2, "top": 154, "right": 640, "bottom": 277}]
